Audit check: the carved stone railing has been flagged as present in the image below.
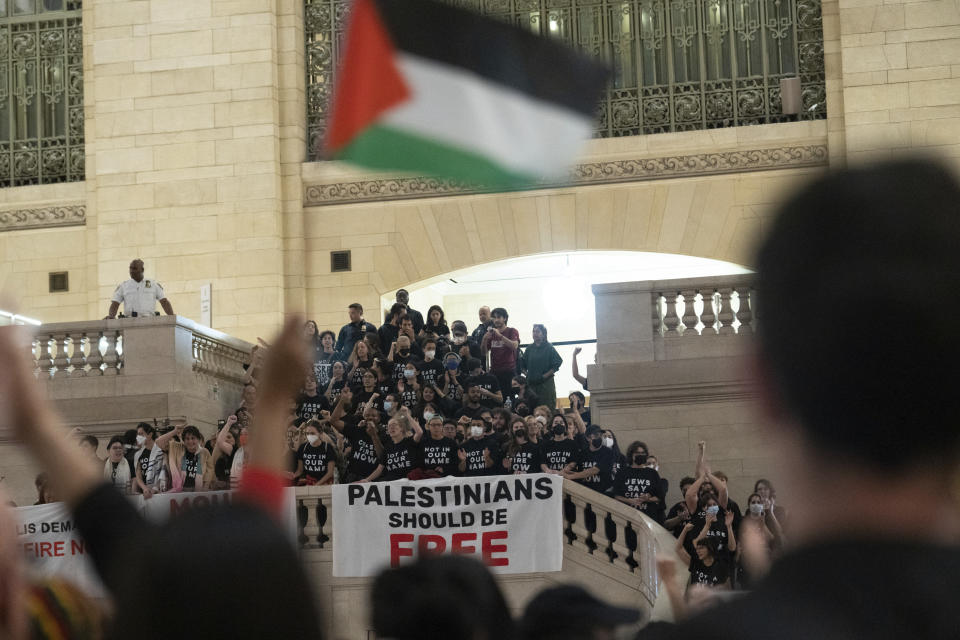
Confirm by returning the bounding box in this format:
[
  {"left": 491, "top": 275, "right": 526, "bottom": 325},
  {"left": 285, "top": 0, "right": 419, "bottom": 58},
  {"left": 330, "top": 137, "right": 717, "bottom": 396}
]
[
  {"left": 32, "top": 321, "right": 124, "bottom": 378},
  {"left": 294, "top": 480, "right": 683, "bottom": 619},
  {"left": 652, "top": 274, "right": 756, "bottom": 337},
  {"left": 592, "top": 274, "right": 755, "bottom": 366},
  {"left": 20, "top": 316, "right": 252, "bottom": 436}
]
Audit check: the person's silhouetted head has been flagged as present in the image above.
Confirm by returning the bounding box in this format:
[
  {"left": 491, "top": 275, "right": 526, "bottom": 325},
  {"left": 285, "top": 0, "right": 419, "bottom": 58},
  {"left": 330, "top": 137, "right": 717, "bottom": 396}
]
[
  {"left": 371, "top": 555, "right": 515, "bottom": 640},
  {"left": 756, "top": 158, "right": 960, "bottom": 470}
]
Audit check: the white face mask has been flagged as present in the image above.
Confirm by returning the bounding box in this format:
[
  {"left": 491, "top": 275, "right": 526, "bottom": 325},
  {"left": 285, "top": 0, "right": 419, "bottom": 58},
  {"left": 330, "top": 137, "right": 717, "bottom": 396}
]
[
  {"left": 383, "top": 401, "right": 394, "bottom": 412},
  {"left": 749, "top": 503, "right": 764, "bottom": 516},
  {"left": 306, "top": 434, "right": 320, "bottom": 446},
  {"left": 602, "top": 437, "right": 614, "bottom": 448},
  {"left": 535, "top": 415, "right": 546, "bottom": 424},
  {"left": 404, "top": 369, "right": 416, "bottom": 379},
  {"left": 470, "top": 426, "right": 484, "bottom": 437},
  {"left": 423, "top": 411, "right": 435, "bottom": 422},
  {"left": 424, "top": 350, "right": 436, "bottom": 359},
  {"left": 136, "top": 435, "right": 146, "bottom": 446}
]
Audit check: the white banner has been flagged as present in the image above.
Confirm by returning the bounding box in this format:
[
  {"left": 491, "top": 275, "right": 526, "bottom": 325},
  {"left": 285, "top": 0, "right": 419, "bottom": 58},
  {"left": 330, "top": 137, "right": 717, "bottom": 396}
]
[
  {"left": 14, "top": 502, "right": 106, "bottom": 598},
  {"left": 136, "top": 488, "right": 299, "bottom": 544},
  {"left": 332, "top": 474, "right": 563, "bottom": 577},
  {"left": 14, "top": 489, "right": 299, "bottom": 597}
]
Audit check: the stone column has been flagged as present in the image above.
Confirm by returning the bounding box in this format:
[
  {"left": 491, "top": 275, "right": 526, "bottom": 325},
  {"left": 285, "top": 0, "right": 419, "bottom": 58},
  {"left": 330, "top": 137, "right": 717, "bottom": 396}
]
[
  {"left": 838, "top": 0, "right": 960, "bottom": 166},
  {"left": 88, "top": 0, "right": 287, "bottom": 342}
]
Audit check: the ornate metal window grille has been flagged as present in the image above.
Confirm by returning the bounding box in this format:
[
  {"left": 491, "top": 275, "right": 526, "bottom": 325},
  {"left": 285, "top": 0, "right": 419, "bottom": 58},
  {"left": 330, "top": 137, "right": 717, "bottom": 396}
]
[
  {"left": 305, "top": 0, "right": 825, "bottom": 160},
  {"left": 0, "top": 0, "right": 84, "bottom": 187}
]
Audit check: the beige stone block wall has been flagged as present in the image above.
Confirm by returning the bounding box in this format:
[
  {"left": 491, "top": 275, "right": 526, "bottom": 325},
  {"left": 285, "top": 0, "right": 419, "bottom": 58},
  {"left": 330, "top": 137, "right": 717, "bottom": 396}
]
[
  {"left": 0, "top": 183, "right": 88, "bottom": 322},
  {"left": 84, "top": 0, "right": 287, "bottom": 343},
  {"left": 839, "top": 0, "right": 960, "bottom": 165}
]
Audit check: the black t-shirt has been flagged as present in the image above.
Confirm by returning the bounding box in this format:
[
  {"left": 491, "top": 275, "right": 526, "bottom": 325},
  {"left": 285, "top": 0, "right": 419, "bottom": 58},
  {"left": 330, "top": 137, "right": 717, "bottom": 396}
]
[
  {"left": 613, "top": 466, "right": 665, "bottom": 518},
  {"left": 459, "top": 438, "right": 493, "bottom": 476},
  {"left": 326, "top": 378, "right": 346, "bottom": 404},
  {"left": 506, "top": 441, "right": 540, "bottom": 473},
  {"left": 342, "top": 416, "right": 381, "bottom": 478},
  {"left": 417, "top": 358, "right": 445, "bottom": 388},
  {"left": 353, "top": 388, "right": 384, "bottom": 413},
  {"left": 313, "top": 353, "right": 341, "bottom": 388},
  {"left": 419, "top": 437, "right": 458, "bottom": 476},
  {"left": 297, "top": 441, "right": 335, "bottom": 481},
  {"left": 182, "top": 451, "right": 200, "bottom": 490},
  {"left": 540, "top": 439, "right": 579, "bottom": 472},
  {"left": 375, "top": 379, "right": 396, "bottom": 399},
  {"left": 381, "top": 436, "right": 418, "bottom": 481},
  {"left": 688, "top": 511, "right": 732, "bottom": 557},
  {"left": 137, "top": 447, "right": 152, "bottom": 479},
  {"left": 215, "top": 451, "right": 233, "bottom": 482},
  {"left": 348, "top": 359, "right": 375, "bottom": 388},
  {"left": 296, "top": 393, "right": 330, "bottom": 422},
  {"left": 468, "top": 373, "right": 501, "bottom": 408},
  {"left": 391, "top": 353, "right": 417, "bottom": 383},
  {"left": 397, "top": 383, "right": 419, "bottom": 408},
  {"left": 689, "top": 557, "right": 730, "bottom": 588},
  {"left": 576, "top": 445, "right": 615, "bottom": 493},
  {"left": 455, "top": 403, "right": 485, "bottom": 421}
]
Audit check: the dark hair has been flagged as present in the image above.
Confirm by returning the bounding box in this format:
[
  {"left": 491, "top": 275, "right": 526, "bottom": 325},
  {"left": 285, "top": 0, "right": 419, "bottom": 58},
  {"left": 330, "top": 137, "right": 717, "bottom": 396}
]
[
  {"left": 110, "top": 502, "right": 323, "bottom": 638},
  {"left": 680, "top": 476, "right": 696, "bottom": 489},
  {"left": 625, "top": 441, "right": 649, "bottom": 459},
  {"left": 136, "top": 422, "right": 156, "bottom": 438},
  {"left": 304, "top": 320, "right": 319, "bottom": 337},
  {"left": 348, "top": 302, "right": 363, "bottom": 312},
  {"left": 756, "top": 158, "right": 960, "bottom": 469},
  {"left": 318, "top": 330, "right": 335, "bottom": 344},
  {"left": 371, "top": 555, "right": 515, "bottom": 640},
  {"left": 426, "top": 305, "right": 447, "bottom": 327},
  {"left": 107, "top": 435, "right": 125, "bottom": 449},
  {"left": 465, "top": 357, "right": 482, "bottom": 372},
  {"left": 754, "top": 478, "right": 776, "bottom": 498},
  {"left": 695, "top": 536, "right": 720, "bottom": 558},
  {"left": 491, "top": 307, "right": 508, "bottom": 321},
  {"left": 533, "top": 323, "right": 547, "bottom": 340},
  {"left": 122, "top": 429, "right": 138, "bottom": 446},
  {"left": 388, "top": 302, "right": 407, "bottom": 322},
  {"left": 569, "top": 390, "right": 585, "bottom": 404},
  {"left": 182, "top": 425, "right": 202, "bottom": 441},
  {"left": 451, "top": 320, "right": 467, "bottom": 334},
  {"left": 80, "top": 435, "right": 98, "bottom": 448}
]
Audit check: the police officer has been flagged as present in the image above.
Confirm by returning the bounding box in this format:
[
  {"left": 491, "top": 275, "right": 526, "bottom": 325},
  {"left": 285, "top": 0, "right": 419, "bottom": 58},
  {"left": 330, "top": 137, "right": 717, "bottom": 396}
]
[{"left": 104, "top": 259, "right": 174, "bottom": 319}]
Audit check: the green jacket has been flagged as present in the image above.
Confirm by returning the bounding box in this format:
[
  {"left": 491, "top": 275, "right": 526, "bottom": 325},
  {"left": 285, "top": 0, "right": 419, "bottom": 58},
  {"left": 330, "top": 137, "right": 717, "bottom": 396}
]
[{"left": 521, "top": 341, "right": 563, "bottom": 382}]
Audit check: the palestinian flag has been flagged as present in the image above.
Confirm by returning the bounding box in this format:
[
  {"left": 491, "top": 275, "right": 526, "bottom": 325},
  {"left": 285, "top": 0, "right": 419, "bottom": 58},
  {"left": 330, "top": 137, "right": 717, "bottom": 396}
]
[{"left": 323, "top": 0, "right": 608, "bottom": 190}]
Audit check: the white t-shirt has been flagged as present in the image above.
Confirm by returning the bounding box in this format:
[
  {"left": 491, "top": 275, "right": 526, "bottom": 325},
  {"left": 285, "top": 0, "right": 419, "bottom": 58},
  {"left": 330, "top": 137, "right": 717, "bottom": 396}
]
[{"left": 111, "top": 278, "right": 165, "bottom": 317}]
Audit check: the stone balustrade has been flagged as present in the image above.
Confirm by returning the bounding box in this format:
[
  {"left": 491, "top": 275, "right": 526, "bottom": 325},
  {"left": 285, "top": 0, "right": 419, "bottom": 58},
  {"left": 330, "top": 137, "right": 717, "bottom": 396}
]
[
  {"left": 18, "top": 316, "right": 252, "bottom": 440},
  {"left": 593, "top": 274, "right": 755, "bottom": 365},
  {"left": 651, "top": 274, "right": 756, "bottom": 338},
  {"left": 32, "top": 321, "right": 124, "bottom": 378}
]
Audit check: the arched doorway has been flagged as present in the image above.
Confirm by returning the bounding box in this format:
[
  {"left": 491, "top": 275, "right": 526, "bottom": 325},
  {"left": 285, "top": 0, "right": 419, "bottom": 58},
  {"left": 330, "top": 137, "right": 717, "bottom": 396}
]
[{"left": 381, "top": 250, "right": 751, "bottom": 399}]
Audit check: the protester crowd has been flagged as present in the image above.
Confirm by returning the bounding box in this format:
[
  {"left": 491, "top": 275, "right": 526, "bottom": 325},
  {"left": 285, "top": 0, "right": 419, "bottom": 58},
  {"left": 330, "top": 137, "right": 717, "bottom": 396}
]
[{"left": 56, "top": 292, "right": 787, "bottom": 600}]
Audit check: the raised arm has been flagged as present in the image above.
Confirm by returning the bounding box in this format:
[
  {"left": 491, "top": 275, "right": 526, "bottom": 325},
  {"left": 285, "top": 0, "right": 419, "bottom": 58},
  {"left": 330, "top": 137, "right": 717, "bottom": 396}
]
[
  {"left": 246, "top": 316, "right": 312, "bottom": 481},
  {"left": 685, "top": 474, "right": 705, "bottom": 513},
  {"left": 724, "top": 510, "right": 738, "bottom": 552},
  {"left": 215, "top": 414, "right": 238, "bottom": 456},
  {"left": 675, "top": 523, "right": 694, "bottom": 565},
  {"left": 155, "top": 424, "right": 183, "bottom": 453},
  {"left": 571, "top": 346, "right": 587, "bottom": 388}
]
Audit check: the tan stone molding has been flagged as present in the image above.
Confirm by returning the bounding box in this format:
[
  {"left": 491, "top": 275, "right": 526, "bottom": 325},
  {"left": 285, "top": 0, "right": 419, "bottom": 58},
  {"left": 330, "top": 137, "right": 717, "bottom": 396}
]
[
  {"left": 303, "top": 144, "right": 828, "bottom": 207},
  {"left": 0, "top": 204, "right": 85, "bottom": 232}
]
